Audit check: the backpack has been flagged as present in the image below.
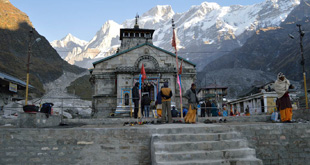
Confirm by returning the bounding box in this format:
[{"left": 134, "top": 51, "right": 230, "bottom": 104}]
[
  {"left": 23, "top": 105, "right": 39, "bottom": 113},
  {"left": 40, "top": 103, "right": 54, "bottom": 117}
]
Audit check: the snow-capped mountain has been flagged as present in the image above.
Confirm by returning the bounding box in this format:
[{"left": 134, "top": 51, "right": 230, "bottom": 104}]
[
  {"left": 83, "top": 20, "right": 122, "bottom": 59},
  {"left": 51, "top": 33, "right": 87, "bottom": 59},
  {"left": 51, "top": 0, "right": 300, "bottom": 69}
]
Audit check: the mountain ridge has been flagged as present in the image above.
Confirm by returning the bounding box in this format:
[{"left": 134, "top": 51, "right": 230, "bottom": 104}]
[
  {"left": 51, "top": 0, "right": 300, "bottom": 69},
  {"left": 199, "top": 0, "right": 309, "bottom": 98}
]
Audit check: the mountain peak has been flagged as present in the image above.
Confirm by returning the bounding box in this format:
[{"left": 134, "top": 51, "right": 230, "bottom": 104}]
[
  {"left": 102, "top": 20, "right": 118, "bottom": 28},
  {"left": 51, "top": 33, "right": 87, "bottom": 48},
  {"left": 142, "top": 5, "right": 174, "bottom": 18},
  {"left": 200, "top": 2, "right": 221, "bottom": 9},
  {"left": 98, "top": 20, "right": 121, "bottom": 35},
  {"left": 63, "top": 33, "right": 74, "bottom": 40},
  {"left": 62, "top": 33, "right": 86, "bottom": 43}
]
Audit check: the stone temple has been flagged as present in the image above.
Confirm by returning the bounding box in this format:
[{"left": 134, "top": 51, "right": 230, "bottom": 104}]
[{"left": 90, "top": 18, "right": 196, "bottom": 117}]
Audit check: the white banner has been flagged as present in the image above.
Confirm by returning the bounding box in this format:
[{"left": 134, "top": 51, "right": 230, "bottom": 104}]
[{"left": 9, "top": 82, "right": 17, "bottom": 92}]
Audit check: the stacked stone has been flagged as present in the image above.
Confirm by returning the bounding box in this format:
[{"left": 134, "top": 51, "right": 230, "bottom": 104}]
[{"left": 230, "top": 123, "right": 310, "bottom": 165}]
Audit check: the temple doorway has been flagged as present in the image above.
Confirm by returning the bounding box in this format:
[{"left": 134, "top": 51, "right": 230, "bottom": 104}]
[
  {"left": 134, "top": 77, "right": 159, "bottom": 102},
  {"left": 141, "top": 81, "right": 157, "bottom": 101}
]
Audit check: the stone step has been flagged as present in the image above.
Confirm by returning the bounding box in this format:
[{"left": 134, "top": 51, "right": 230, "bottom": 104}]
[
  {"left": 153, "top": 139, "right": 248, "bottom": 153},
  {"left": 156, "top": 158, "right": 263, "bottom": 165},
  {"left": 150, "top": 125, "right": 233, "bottom": 135},
  {"left": 152, "top": 132, "right": 241, "bottom": 143},
  {"left": 155, "top": 148, "right": 256, "bottom": 162}
]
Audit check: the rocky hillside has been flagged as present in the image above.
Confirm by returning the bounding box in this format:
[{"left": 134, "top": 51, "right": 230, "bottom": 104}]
[
  {"left": 200, "top": 0, "right": 310, "bottom": 98},
  {"left": 0, "top": 0, "right": 85, "bottom": 95}
]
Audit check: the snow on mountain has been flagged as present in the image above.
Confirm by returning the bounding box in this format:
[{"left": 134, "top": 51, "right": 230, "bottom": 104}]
[
  {"left": 85, "top": 20, "right": 121, "bottom": 52},
  {"left": 51, "top": 0, "right": 300, "bottom": 69},
  {"left": 51, "top": 33, "right": 87, "bottom": 59},
  {"left": 123, "top": 5, "right": 175, "bottom": 29},
  {"left": 51, "top": 33, "right": 87, "bottom": 48}
]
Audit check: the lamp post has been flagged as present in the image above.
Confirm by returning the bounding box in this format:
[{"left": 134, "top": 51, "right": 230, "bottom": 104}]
[
  {"left": 25, "top": 28, "right": 41, "bottom": 105},
  {"left": 290, "top": 24, "right": 308, "bottom": 109}
]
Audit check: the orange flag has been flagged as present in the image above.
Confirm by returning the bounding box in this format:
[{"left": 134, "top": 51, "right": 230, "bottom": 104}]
[
  {"left": 172, "top": 29, "right": 177, "bottom": 51},
  {"left": 141, "top": 64, "right": 146, "bottom": 83},
  {"left": 179, "top": 60, "right": 183, "bottom": 75}
]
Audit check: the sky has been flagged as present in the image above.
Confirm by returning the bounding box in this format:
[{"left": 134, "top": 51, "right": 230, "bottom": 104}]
[{"left": 10, "top": 0, "right": 265, "bottom": 42}]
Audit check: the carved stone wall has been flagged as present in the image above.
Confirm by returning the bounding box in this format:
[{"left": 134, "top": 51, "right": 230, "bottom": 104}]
[{"left": 91, "top": 44, "right": 196, "bottom": 118}]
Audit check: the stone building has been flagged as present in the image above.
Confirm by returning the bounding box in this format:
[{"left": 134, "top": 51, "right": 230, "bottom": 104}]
[
  {"left": 198, "top": 84, "right": 228, "bottom": 107},
  {"left": 90, "top": 19, "right": 196, "bottom": 117},
  {"left": 228, "top": 82, "right": 298, "bottom": 114}
]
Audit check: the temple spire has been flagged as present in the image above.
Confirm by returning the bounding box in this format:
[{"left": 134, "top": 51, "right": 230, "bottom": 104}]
[{"left": 134, "top": 14, "right": 139, "bottom": 29}]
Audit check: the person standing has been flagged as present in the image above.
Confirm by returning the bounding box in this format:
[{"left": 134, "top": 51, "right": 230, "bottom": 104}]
[
  {"left": 245, "top": 105, "right": 250, "bottom": 116},
  {"left": 161, "top": 82, "right": 173, "bottom": 123},
  {"left": 202, "top": 99, "right": 212, "bottom": 117},
  {"left": 142, "top": 94, "right": 151, "bottom": 118},
  {"left": 156, "top": 86, "right": 163, "bottom": 117},
  {"left": 274, "top": 72, "right": 294, "bottom": 122},
  {"left": 201, "top": 100, "right": 207, "bottom": 117},
  {"left": 184, "top": 83, "right": 199, "bottom": 123},
  {"left": 211, "top": 101, "right": 218, "bottom": 117},
  {"left": 132, "top": 82, "right": 140, "bottom": 118}
]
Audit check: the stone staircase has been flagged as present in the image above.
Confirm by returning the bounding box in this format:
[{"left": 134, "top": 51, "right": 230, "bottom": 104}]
[{"left": 151, "top": 125, "right": 263, "bottom": 165}]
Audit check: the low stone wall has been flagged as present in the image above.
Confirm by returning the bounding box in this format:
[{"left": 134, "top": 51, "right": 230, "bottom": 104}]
[
  {"left": 229, "top": 123, "right": 310, "bottom": 165},
  {"left": 18, "top": 112, "right": 61, "bottom": 128},
  {"left": 0, "top": 123, "right": 309, "bottom": 165},
  {"left": 0, "top": 118, "right": 16, "bottom": 126},
  {"left": 0, "top": 127, "right": 151, "bottom": 165},
  {"left": 293, "top": 109, "right": 310, "bottom": 120}
]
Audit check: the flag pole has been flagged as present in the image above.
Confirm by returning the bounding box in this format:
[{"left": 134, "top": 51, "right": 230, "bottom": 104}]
[
  {"left": 172, "top": 19, "right": 183, "bottom": 118},
  {"left": 138, "top": 64, "right": 146, "bottom": 120},
  {"left": 138, "top": 74, "right": 142, "bottom": 119}
]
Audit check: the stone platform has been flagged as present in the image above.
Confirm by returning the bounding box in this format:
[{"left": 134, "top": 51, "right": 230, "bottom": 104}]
[
  {"left": 0, "top": 121, "right": 309, "bottom": 165},
  {"left": 0, "top": 111, "right": 309, "bottom": 164}
]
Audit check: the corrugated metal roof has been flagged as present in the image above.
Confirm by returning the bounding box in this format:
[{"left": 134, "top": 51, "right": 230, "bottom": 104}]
[{"left": 0, "top": 72, "right": 34, "bottom": 88}]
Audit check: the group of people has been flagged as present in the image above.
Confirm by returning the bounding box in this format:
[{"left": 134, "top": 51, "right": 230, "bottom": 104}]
[
  {"left": 200, "top": 99, "right": 220, "bottom": 117},
  {"left": 131, "top": 72, "right": 295, "bottom": 123},
  {"left": 132, "top": 81, "right": 199, "bottom": 123},
  {"left": 132, "top": 82, "right": 153, "bottom": 118}
]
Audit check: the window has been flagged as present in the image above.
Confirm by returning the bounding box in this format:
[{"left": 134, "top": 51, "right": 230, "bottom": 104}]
[
  {"left": 125, "top": 93, "right": 129, "bottom": 105},
  {"left": 145, "top": 33, "right": 150, "bottom": 38}
]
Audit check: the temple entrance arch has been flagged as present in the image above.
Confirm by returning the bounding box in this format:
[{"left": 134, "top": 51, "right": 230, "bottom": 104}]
[{"left": 134, "top": 55, "right": 159, "bottom": 70}]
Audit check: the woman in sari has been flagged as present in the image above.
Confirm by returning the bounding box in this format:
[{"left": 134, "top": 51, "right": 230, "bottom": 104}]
[{"left": 274, "top": 72, "right": 294, "bottom": 122}]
